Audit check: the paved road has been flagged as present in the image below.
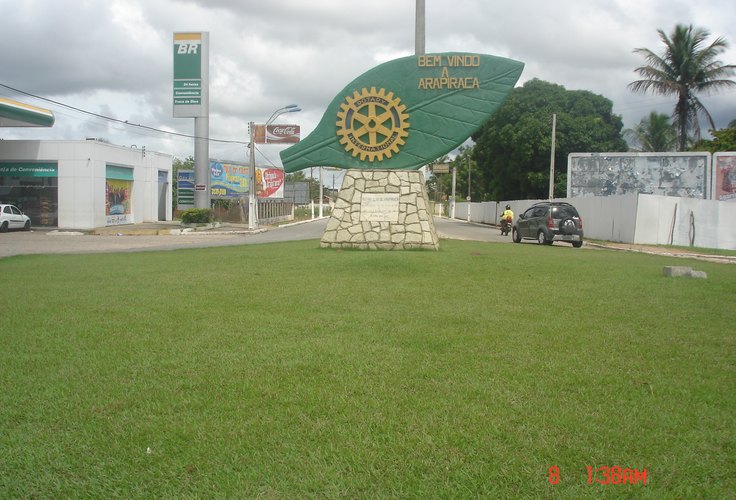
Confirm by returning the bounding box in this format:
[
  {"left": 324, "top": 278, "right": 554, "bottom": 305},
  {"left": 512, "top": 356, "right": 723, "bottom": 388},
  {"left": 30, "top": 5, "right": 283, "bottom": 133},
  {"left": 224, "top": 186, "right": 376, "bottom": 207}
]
[
  {"left": 0, "top": 217, "right": 510, "bottom": 259},
  {"left": 434, "top": 217, "right": 511, "bottom": 243}
]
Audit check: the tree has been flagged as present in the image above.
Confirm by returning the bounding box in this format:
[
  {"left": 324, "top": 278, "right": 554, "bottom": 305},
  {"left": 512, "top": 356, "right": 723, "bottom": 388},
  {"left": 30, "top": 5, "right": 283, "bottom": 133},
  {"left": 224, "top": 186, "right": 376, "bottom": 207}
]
[
  {"left": 624, "top": 111, "right": 677, "bottom": 151},
  {"left": 472, "top": 79, "right": 627, "bottom": 200},
  {"left": 629, "top": 24, "right": 736, "bottom": 151},
  {"left": 690, "top": 123, "right": 736, "bottom": 152}
]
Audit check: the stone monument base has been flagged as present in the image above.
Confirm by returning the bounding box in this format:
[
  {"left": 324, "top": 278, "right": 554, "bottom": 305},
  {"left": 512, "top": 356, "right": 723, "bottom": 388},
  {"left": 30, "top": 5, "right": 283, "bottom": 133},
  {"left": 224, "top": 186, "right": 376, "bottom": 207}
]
[{"left": 321, "top": 170, "right": 439, "bottom": 250}]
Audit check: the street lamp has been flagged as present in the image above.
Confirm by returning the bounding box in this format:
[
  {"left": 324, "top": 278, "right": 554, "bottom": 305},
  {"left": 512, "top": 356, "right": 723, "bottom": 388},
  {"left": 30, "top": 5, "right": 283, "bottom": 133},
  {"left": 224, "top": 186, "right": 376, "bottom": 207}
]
[
  {"left": 266, "top": 104, "right": 300, "bottom": 127},
  {"left": 248, "top": 104, "right": 301, "bottom": 229}
]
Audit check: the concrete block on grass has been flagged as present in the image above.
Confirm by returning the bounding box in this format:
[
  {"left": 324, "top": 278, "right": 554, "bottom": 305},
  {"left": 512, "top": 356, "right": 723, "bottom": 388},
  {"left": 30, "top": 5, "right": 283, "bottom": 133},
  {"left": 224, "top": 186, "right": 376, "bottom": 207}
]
[{"left": 662, "top": 266, "right": 707, "bottom": 279}]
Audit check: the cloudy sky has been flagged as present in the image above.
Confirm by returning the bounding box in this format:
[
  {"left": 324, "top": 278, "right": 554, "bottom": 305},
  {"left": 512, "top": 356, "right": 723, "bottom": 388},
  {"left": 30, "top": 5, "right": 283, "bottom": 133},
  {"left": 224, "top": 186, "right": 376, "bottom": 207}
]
[{"left": 2, "top": 0, "right": 735, "bottom": 180}]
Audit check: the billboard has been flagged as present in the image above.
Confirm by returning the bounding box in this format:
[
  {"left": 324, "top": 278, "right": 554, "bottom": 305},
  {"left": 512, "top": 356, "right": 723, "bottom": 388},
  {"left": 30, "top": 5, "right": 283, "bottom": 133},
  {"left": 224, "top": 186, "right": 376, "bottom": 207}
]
[
  {"left": 209, "top": 160, "right": 284, "bottom": 199},
  {"left": 210, "top": 161, "right": 249, "bottom": 198},
  {"left": 713, "top": 153, "right": 736, "bottom": 201},
  {"left": 253, "top": 124, "right": 300, "bottom": 144},
  {"left": 284, "top": 181, "right": 310, "bottom": 204},
  {"left": 256, "top": 167, "right": 285, "bottom": 198},
  {"left": 173, "top": 32, "right": 209, "bottom": 118},
  {"left": 567, "top": 153, "right": 710, "bottom": 199}
]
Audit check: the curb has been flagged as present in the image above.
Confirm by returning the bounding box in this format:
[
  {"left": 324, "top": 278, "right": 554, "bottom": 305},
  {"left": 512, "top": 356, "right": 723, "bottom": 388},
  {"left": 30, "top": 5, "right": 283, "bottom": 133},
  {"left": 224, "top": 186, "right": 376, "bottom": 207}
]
[{"left": 585, "top": 241, "right": 736, "bottom": 264}]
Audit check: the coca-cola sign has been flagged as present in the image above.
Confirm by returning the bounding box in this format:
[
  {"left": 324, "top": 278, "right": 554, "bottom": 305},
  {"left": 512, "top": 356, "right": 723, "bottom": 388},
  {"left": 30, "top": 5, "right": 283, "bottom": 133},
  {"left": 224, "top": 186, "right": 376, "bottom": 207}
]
[
  {"left": 253, "top": 124, "right": 300, "bottom": 144},
  {"left": 267, "top": 124, "right": 300, "bottom": 143}
]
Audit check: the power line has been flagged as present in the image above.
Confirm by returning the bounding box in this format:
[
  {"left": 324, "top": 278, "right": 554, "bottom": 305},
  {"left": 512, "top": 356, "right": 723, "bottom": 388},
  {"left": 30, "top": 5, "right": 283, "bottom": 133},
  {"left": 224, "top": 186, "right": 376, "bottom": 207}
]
[{"left": 0, "top": 83, "right": 248, "bottom": 145}]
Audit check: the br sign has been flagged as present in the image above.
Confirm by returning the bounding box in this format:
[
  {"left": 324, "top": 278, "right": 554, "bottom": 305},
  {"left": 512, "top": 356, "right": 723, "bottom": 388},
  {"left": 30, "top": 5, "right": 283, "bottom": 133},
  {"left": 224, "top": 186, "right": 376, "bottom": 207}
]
[{"left": 281, "top": 52, "right": 523, "bottom": 172}]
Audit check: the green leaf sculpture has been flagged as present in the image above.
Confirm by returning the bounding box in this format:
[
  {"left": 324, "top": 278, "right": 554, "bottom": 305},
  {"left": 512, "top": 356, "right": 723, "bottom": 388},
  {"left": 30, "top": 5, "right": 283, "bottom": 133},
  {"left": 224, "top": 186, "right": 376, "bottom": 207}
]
[{"left": 281, "top": 52, "right": 524, "bottom": 172}]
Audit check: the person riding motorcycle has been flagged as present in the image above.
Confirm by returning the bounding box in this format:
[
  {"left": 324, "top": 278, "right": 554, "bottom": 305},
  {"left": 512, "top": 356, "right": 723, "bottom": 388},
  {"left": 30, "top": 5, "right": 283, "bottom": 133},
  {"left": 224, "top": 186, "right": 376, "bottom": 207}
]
[
  {"left": 501, "top": 204, "right": 514, "bottom": 223},
  {"left": 500, "top": 204, "right": 514, "bottom": 235}
]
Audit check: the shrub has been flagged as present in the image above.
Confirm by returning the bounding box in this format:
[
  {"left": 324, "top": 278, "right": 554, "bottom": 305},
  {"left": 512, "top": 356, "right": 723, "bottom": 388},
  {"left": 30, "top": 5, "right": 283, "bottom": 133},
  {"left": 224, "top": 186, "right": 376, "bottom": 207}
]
[{"left": 180, "top": 208, "right": 215, "bottom": 224}]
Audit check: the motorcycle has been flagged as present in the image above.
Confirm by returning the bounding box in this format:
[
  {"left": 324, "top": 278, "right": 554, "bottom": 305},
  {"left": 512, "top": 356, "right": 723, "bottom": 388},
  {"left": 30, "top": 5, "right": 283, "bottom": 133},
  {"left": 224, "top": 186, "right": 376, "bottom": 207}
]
[{"left": 500, "top": 217, "right": 512, "bottom": 236}]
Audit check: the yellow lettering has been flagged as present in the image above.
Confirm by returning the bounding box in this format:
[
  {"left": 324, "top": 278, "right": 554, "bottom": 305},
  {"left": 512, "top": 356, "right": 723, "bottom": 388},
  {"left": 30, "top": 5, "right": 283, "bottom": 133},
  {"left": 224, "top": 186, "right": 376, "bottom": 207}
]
[
  {"left": 417, "top": 75, "right": 480, "bottom": 90},
  {"left": 441, "top": 67, "right": 449, "bottom": 78},
  {"left": 418, "top": 55, "right": 441, "bottom": 67},
  {"left": 447, "top": 54, "right": 481, "bottom": 67}
]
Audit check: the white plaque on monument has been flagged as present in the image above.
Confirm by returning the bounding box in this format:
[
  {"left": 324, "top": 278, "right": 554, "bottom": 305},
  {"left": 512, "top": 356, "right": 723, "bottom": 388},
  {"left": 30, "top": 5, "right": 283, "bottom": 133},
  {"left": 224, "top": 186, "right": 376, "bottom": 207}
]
[{"left": 360, "top": 193, "right": 400, "bottom": 222}]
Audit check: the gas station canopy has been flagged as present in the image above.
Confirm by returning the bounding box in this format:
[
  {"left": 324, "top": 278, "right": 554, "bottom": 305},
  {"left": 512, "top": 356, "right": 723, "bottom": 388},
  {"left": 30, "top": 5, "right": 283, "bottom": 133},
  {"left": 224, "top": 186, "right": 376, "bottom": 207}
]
[{"left": 0, "top": 97, "right": 55, "bottom": 127}]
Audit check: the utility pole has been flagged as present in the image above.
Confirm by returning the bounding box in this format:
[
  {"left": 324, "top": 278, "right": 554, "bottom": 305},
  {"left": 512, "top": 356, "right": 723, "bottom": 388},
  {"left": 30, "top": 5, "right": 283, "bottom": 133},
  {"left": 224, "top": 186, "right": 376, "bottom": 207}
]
[
  {"left": 466, "top": 155, "right": 472, "bottom": 222},
  {"left": 549, "top": 113, "right": 556, "bottom": 200},
  {"left": 450, "top": 166, "right": 456, "bottom": 219},
  {"left": 467, "top": 155, "right": 471, "bottom": 200},
  {"left": 415, "top": 0, "right": 425, "bottom": 55},
  {"left": 248, "top": 121, "right": 257, "bottom": 229},
  {"left": 319, "top": 166, "right": 324, "bottom": 218}
]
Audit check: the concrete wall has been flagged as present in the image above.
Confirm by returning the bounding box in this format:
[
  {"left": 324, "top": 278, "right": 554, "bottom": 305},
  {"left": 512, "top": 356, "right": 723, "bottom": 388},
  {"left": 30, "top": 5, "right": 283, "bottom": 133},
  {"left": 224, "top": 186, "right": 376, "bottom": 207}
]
[
  {"left": 448, "top": 152, "right": 736, "bottom": 249},
  {"left": 457, "top": 199, "right": 569, "bottom": 226},
  {"left": 566, "top": 194, "right": 639, "bottom": 243},
  {"left": 453, "top": 194, "right": 735, "bottom": 250},
  {"left": 634, "top": 194, "right": 736, "bottom": 249}
]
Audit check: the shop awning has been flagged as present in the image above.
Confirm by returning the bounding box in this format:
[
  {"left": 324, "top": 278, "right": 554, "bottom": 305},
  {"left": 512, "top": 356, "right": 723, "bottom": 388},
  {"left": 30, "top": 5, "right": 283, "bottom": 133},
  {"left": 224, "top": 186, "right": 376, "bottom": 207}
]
[{"left": 0, "top": 97, "right": 55, "bottom": 127}]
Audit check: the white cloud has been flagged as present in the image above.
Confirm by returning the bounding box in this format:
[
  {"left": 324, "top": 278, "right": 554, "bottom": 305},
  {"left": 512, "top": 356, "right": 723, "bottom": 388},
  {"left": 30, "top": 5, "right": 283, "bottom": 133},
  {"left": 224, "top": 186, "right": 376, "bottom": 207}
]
[{"left": 1, "top": 0, "right": 734, "bottom": 164}]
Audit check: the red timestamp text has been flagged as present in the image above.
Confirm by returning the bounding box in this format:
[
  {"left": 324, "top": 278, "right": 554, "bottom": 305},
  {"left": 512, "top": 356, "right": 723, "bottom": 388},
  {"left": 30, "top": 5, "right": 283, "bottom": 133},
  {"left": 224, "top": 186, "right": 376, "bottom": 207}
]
[
  {"left": 587, "top": 466, "right": 647, "bottom": 485},
  {"left": 548, "top": 466, "right": 648, "bottom": 485}
]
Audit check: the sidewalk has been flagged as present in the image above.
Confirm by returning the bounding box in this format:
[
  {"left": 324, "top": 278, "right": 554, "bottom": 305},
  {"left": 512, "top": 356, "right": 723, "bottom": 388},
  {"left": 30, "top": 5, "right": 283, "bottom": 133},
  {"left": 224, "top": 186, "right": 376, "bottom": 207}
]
[
  {"left": 90, "top": 221, "right": 263, "bottom": 236},
  {"left": 585, "top": 241, "right": 736, "bottom": 265},
  {"left": 89, "top": 217, "right": 322, "bottom": 236}
]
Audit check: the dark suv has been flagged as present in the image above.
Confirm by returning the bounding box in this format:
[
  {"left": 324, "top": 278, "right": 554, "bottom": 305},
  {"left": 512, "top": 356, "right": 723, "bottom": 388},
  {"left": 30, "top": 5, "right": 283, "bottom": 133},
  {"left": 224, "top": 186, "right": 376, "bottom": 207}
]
[{"left": 512, "top": 202, "right": 583, "bottom": 247}]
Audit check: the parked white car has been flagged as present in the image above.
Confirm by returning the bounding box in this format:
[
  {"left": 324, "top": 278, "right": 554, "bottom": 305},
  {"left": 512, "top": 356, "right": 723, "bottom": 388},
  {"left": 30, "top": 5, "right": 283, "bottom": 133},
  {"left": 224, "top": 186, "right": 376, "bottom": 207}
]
[{"left": 0, "top": 204, "right": 31, "bottom": 232}]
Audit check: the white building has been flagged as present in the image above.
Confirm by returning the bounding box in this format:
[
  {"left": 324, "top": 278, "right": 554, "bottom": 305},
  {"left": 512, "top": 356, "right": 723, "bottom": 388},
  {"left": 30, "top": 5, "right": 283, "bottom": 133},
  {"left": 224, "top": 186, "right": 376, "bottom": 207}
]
[{"left": 0, "top": 139, "right": 172, "bottom": 230}]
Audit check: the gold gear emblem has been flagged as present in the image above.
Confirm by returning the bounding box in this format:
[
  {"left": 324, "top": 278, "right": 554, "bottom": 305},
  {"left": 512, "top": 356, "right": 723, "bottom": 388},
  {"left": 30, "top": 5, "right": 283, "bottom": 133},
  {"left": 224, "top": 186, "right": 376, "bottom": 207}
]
[{"left": 336, "top": 86, "right": 410, "bottom": 162}]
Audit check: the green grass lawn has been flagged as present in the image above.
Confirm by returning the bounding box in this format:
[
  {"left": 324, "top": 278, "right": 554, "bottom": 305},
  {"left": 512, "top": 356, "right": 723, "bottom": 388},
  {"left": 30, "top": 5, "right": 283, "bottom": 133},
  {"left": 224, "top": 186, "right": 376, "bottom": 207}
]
[{"left": 1, "top": 240, "right": 734, "bottom": 497}]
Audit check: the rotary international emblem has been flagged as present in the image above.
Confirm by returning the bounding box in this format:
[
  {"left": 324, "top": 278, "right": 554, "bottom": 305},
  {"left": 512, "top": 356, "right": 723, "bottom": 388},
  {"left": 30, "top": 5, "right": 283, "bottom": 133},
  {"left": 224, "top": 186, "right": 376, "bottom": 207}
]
[{"left": 336, "top": 87, "right": 410, "bottom": 162}]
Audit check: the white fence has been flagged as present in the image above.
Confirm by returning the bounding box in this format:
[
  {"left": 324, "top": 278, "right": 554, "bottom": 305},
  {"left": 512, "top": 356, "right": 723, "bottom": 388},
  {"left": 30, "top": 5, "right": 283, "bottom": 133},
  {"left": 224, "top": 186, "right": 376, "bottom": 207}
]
[{"left": 453, "top": 194, "right": 736, "bottom": 250}]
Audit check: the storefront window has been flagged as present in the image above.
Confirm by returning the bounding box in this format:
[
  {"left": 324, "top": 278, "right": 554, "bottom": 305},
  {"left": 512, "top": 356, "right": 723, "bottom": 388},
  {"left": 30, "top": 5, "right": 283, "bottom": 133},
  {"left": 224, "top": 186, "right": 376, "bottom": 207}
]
[
  {"left": 106, "top": 165, "right": 134, "bottom": 225},
  {"left": 0, "top": 162, "right": 59, "bottom": 226}
]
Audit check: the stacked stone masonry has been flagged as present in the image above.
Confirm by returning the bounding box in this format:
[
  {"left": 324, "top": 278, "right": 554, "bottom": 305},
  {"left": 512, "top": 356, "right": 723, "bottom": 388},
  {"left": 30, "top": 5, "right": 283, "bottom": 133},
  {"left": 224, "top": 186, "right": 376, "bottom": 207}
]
[{"left": 321, "top": 170, "right": 439, "bottom": 250}]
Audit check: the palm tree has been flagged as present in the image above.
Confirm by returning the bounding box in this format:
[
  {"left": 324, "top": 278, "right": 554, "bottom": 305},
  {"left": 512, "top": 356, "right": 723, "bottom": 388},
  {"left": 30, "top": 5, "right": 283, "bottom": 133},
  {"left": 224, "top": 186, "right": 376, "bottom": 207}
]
[
  {"left": 628, "top": 24, "right": 736, "bottom": 151},
  {"left": 624, "top": 111, "right": 677, "bottom": 151}
]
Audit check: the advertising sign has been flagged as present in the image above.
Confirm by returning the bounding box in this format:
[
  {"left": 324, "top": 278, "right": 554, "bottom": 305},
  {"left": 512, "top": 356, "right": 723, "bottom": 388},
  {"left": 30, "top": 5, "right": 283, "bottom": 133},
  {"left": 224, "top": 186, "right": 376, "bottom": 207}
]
[
  {"left": 173, "top": 32, "right": 209, "bottom": 118},
  {"left": 281, "top": 52, "right": 524, "bottom": 172},
  {"left": 106, "top": 179, "right": 132, "bottom": 225},
  {"left": 210, "top": 161, "right": 249, "bottom": 198},
  {"left": 0, "top": 162, "right": 58, "bottom": 177},
  {"left": 253, "top": 124, "right": 301, "bottom": 144},
  {"left": 209, "top": 160, "right": 285, "bottom": 199},
  {"left": 177, "top": 169, "right": 195, "bottom": 209},
  {"left": 714, "top": 153, "right": 736, "bottom": 201},
  {"left": 256, "top": 167, "right": 285, "bottom": 198}
]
